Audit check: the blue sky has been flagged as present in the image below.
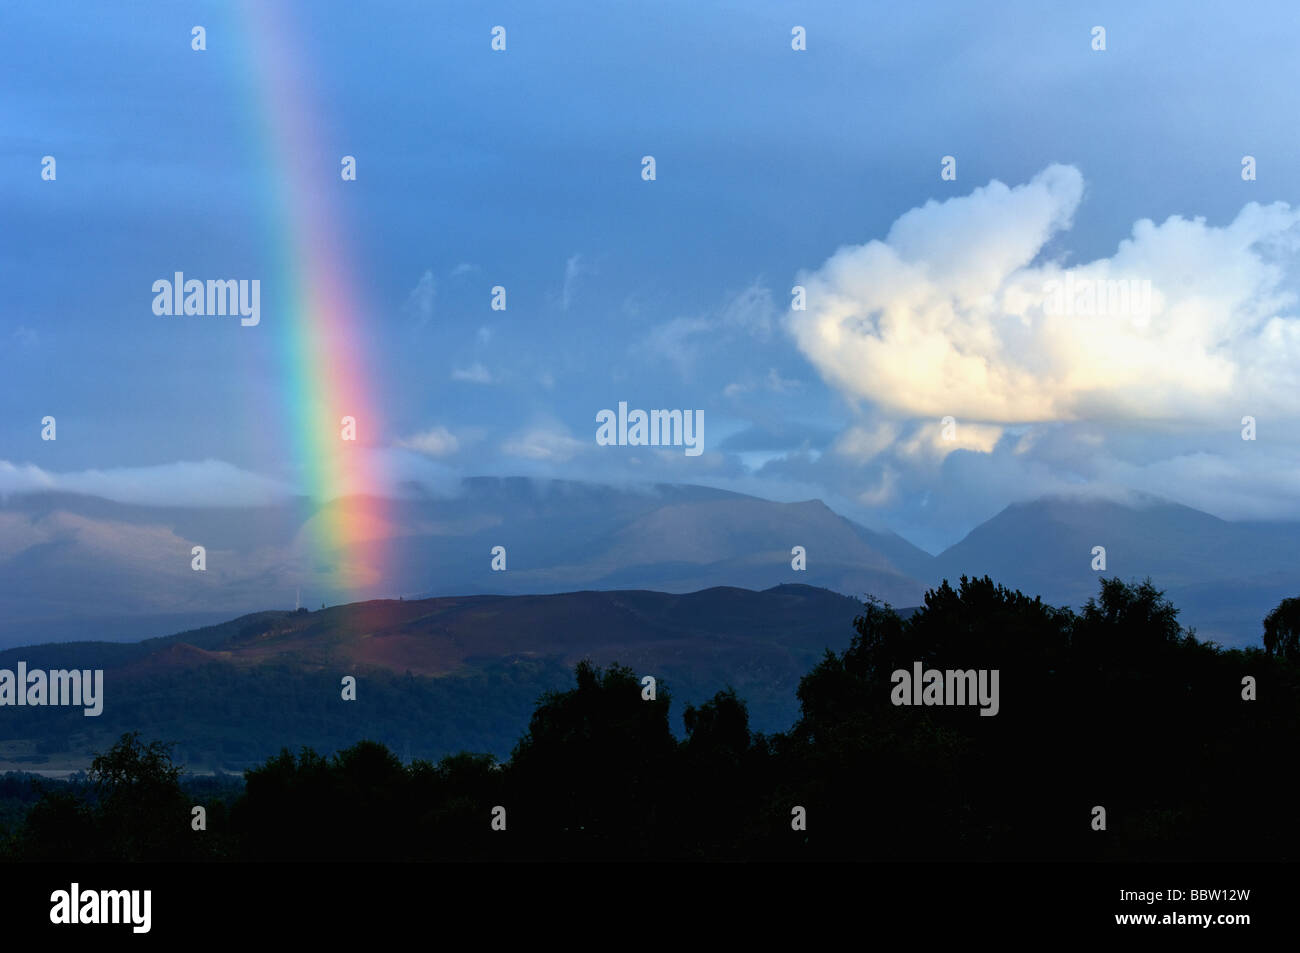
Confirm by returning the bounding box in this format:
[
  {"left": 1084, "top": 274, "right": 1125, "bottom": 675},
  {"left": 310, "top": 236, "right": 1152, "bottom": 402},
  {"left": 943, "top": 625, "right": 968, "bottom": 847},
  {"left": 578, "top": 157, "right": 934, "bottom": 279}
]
[{"left": 4, "top": 0, "right": 1300, "bottom": 552}]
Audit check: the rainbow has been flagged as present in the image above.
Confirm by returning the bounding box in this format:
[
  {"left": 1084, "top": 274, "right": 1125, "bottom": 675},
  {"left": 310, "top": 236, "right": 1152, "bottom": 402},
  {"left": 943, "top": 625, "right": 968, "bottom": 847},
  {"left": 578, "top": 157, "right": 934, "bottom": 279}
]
[{"left": 234, "top": 1, "right": 391, "bottom": 596}]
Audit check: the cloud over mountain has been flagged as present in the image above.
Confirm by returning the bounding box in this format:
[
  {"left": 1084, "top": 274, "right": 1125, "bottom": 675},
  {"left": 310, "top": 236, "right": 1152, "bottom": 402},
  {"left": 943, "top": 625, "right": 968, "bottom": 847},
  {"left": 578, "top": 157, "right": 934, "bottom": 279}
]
[
  {"left": 0, "top": 460, "right": 295, "bottom": 507},
  {"left": 779, "top": 165, "right": 1300, "bottom": 535}
]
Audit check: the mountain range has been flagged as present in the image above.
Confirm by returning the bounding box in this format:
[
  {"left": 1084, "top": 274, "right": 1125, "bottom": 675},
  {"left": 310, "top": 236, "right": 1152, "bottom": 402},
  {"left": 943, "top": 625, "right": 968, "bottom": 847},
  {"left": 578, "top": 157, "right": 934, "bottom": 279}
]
[{"left": 2, "top": 478, "right": 1294, "bottom": 648}]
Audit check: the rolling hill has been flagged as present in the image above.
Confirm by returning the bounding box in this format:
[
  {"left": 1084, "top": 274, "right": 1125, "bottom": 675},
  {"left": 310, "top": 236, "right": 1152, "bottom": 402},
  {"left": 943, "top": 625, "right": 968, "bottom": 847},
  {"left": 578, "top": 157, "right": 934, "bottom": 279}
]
[{"left": 0, "top": 584, "right": 869, "bottom": 773}]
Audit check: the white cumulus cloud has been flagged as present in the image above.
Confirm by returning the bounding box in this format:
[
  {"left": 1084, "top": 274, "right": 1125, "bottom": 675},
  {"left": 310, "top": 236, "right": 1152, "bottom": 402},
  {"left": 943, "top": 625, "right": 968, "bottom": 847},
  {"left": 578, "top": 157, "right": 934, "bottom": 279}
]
[
  {"left": 396, "top": 426, "right": 460, "bottom": 458},
  {"left": 501, "top": 426, "right": 586, "bottom": 463},
  {"left": 789, "top": 164, "right": 1300, "bottom": 425}
]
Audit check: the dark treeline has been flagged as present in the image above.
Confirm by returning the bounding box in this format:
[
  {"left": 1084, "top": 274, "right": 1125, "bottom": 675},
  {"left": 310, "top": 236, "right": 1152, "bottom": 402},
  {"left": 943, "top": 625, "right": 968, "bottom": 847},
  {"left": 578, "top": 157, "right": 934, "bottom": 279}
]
[
  {"left": 3, "top": 576, "right": 1298, "bottom": 862},
  {"left": 0, "top": 655, "right": 575, "bottom": 771}
]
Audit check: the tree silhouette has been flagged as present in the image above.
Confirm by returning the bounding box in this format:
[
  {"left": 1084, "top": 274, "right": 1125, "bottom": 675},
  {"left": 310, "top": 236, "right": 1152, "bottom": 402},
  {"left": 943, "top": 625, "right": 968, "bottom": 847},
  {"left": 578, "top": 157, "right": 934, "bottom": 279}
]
[
  {"left": 1264, "top": 596, "right": 1300, "bottom": 660},
  {"left": 88, "top": 731, "right": 193, "bottom": 861},
  {"left": 15, "top": 786, "right": 97, "bottom": 861},
  {"left": 509, "top": 660, "right": 676, "bottom": 858},
  {"left": 7, "top": 576, "right": 1300, "bottom": 862}
]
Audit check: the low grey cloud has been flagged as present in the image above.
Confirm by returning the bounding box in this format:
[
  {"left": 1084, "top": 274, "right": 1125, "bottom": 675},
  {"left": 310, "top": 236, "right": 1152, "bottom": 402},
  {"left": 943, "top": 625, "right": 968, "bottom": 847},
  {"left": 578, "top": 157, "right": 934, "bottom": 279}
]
[{"left": 0, "top": 459, "right": 296, "bottom": 508}]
